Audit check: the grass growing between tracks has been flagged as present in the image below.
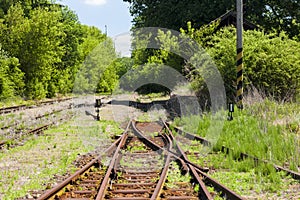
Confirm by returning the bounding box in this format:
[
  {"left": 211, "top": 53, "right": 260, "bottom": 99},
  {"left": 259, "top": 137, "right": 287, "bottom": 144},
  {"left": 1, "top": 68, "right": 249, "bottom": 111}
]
[
  {"left": 174, "top": 99, "right": 300, "bottom": 197},
  {"left": 0, "top": 117, "right": 122, "bottom": 200}
]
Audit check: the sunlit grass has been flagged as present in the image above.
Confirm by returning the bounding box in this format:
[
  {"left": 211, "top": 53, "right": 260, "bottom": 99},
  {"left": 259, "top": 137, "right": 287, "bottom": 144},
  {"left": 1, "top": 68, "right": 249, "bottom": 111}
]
[
  {"left": 0, "top": 117, "right": 122, "bottom": 199},
  {"left": 174, "top": 100, "right": 300, "bottom": 170}
]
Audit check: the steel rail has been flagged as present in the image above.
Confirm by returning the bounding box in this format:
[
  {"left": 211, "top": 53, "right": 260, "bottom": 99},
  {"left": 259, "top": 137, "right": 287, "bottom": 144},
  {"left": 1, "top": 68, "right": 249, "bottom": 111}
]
[
  {"left": 95, "top": 131, "right": 129, "bottom": 200},
  {"left": 163, "top": 121, "right": 244, "bottom": 200},
  {"left": 97, "top": 121, "right": 170, "bottom": 199},
  {"left": 0, "top": 97, "right": 73, "bottom": 114},
  {"left": 132, "top": 121, "right": 213, "bottom": 200},
  {"left": 0, "top": 124, "right": 50, "bottom": 148},
  {"left": 150, "top": 129, "right": 173, "bottom": 200},
  {"left": 166, "top": 122, "right": 300, "bottom": 181},
  {"left": 132, "top": 121, "right": 206, "bottom": 173},
  {"left": 37, "top": 130, "right": 127, "bottom": 200},
  {"left": 0, "top": 116, "right": 70, "bottom": 149},
  {"left": 163, "top": 123, "right": 213, "bottom": 200}
]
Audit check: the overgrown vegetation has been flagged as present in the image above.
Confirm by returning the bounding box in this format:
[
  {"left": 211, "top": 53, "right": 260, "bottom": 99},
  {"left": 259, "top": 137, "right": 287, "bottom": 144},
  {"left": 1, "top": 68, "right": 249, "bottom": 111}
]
[
  {"left": 175, "top": 114, "right": 299, "bottom": 197},
  {"left": 0, "top": 0, "right": 130, "bottom": 101},
  {"left": 124, "top": 0, "right": 300, "bottom": 39},
  {"left": 187, "top": 27, "right": 300, "bottom": 102},
  {"left": 0, "top": 117, "right": 122, "bottom": 199},
  {"left": 174, "top": 99, "right": 300, "bottom": 170}
]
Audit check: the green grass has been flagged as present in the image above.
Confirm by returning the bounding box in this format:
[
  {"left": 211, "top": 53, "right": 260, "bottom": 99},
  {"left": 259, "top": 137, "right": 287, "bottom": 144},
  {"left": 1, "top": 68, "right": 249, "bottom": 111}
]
[
  {"left": 165, "top": 161, "right": 192, "bottom": 189},
  {"left": 0, "top": 97, "right": 33, "bottom": 108},
  {"left": 174, "top": 100, "right": 300, "bottom": 170},
  {"left": 173, "top": 99, "right": 300, "bottom": 197},
  {"left": 0, "top": 117, "right": 122, "bottom": 200}
]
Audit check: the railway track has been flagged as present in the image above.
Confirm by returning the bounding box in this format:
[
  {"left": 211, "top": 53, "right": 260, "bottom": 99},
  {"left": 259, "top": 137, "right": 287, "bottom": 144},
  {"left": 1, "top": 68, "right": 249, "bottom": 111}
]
[
  {"left": 133, "top": 121, "right": 244, "bottom": 200},
  {"left": 165, "top": 122, "right": 300, "bottom": 181},
  {"left": 0, "top": 108, "right": 66, "bottom": 131},
  {"left": 0, "top": 98, "right": 76, "bottom": 149},
  {"left": 37, "top": 120, "right": 247, "bottom": 200},
  {"left": 0, "top": 97, "right": 73, "bottom": 115},
  {"left": 0, "top": 118, "right": 68, "bottom": 149}
]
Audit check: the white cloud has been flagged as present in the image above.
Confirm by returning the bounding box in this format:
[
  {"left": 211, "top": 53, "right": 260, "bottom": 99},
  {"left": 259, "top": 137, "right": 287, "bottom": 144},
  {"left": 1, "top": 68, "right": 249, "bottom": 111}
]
[
  {"left": 83, "top": 0, "right": 107, "bottom": 6},
  {"left": 114, "top": 33, "right": 132, "bottom": 57}
]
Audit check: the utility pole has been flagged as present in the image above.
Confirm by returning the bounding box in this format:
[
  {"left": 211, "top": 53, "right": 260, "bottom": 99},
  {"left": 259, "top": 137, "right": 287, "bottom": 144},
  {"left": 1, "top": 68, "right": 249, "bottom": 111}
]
[{"left": 236, "top": 0, "right": 243, "bottom": 109}]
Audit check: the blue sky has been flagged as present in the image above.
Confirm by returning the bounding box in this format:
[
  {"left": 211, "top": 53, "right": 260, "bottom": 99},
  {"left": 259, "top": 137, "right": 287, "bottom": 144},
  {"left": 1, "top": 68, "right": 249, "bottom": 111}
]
[{"left": 60, "top": 0, "right": 133, "bottom": 37}]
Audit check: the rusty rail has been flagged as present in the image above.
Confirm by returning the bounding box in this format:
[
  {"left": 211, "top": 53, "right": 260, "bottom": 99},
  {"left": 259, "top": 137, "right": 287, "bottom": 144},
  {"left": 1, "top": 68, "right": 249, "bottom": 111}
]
[
  {"left": 166, "top": 122, "right": 300, "bottom": 181},
  {"left": 37, "top": 134, "right": 125, "bottom": 200},
  {"left": 163, "top": 121, "right": 244, "bottom": 200},
  {"left": 97, "top": 121, "right": 168, "bottom": 199},
  {"left": 0, "top": 97, "right": 73, "bottom": 114},
  {"left": 132, "top": 121, "right": 213, "bottom": 200},
  {"left": 95, "top": 132, "right": 128, "bottom": 200},
  {"left": 150, "top": 128, "right": 173, "bottom": 200},
  {"left": 0, "top": 124, "right": 50, "bottom": 148},
  {"left": 0, "top": 116, "right": 70, "bottom": 149}
]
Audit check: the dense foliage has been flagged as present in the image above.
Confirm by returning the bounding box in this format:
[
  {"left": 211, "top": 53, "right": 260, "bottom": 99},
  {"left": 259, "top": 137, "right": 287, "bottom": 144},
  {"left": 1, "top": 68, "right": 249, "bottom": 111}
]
[
  {"left": 0, "top": 0, "right": 120, "bottom": 100},
  {"left": 185, "top": 26, "right": 300, "bottom": 101},
  {"left": 124, "top": 0, "right": 300, "bottom": 38},
  {"left": 124, "top": 0, "right": 300, "bottom": 102},
  {"left": 0, "top": 47, "right": 24, "bottom": 99},
  {"left": 122, "top": 29, "right": 184, "bottom": 94}
]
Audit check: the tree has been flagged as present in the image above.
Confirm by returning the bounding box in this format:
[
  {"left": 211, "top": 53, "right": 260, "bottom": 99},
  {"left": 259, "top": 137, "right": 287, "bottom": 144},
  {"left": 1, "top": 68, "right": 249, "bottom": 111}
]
[
  {"left": 187, "top": 26, "right": 300, "bottom": 102},
  {"left": 124, "top": 0, "right": 300, "bottom": 38},
  {"left": 73, "top": 33, "right": 117, "bottom": 94},
  {"left": 54, "top": 7, "right": 84, "bottom": 95},
  {"left": 0, "top": 0, "right": 53, "bottom": 18},
  {"left": 0, "top": 46, "right": 24, "bottom": 99},
  {"left": 121, "top": 29, "right": 184, "bottom": 94},
  {"left": 0, "top": 1, "right": 117, "bottom": 99},
  {"left": 244, "top": 0, "right": 300, "bottom": 38},
  {"left": 97, "top": 64, "right": 118, "bottom": 94},
  {"left": 124, "top": 0, "right": 234, "bottom": 30},
  {"left": 0, "top": 3, "right": 65, "bottom": 99}
]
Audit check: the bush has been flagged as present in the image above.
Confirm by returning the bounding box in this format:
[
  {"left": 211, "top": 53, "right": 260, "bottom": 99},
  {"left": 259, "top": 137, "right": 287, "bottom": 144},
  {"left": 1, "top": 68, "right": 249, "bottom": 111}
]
[
  {"left": 0, "top": 48, "right": 24, "bottom": 100},
  {"left": 190, "top": 27, "right": 300, "bottom": 102}
]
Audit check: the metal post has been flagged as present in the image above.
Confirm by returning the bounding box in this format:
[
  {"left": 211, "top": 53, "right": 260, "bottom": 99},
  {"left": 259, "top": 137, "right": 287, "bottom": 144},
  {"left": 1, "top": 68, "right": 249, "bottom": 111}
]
[
  {"left": 236, "top": 0, "right": 243, "bottom": 109},
  {"left": 95, "top": 99, "right": 102, "bottom": 121}
]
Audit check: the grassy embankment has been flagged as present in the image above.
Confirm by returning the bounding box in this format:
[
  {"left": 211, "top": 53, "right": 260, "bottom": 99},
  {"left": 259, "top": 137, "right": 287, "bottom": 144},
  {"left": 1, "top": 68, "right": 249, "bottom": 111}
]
[{"left": 174, "top": 99, "right": 299, "bottom": 197}]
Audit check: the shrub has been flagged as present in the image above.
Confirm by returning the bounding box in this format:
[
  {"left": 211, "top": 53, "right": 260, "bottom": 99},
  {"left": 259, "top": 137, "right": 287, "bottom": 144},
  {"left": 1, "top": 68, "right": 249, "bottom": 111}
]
[
  {"left": 189, "top": 27, "right": 300, "bottom": 102},
  {"left": 0, "top": 48, "right": 24, "bottom": 100}
]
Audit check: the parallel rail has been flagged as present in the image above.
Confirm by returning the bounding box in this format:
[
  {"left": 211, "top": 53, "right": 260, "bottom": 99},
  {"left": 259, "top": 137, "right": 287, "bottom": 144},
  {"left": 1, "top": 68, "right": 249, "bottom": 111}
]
[
  {"left": 165, "top": 122, "right": 300, "bottom": 181},
  {"left": 133, "top": 121, "right": 244, "bottom": 200},
  {"left": 0, "top": 97, "right": 73, "bottom": 114},
  {"left": 162, "top": 121, "right": 244, "bottom": 200},
  {"left": 0, "top": 117, "right": 68, "bottom": 149},
  {"left": 39, "top": 120, "right": 228, "bottom": 200},
  {"left": 38, "top": 135, "right": 125, "bottom": 200},
  {"left": 0, "top": 124, "right": 50, "bottom": 148}
]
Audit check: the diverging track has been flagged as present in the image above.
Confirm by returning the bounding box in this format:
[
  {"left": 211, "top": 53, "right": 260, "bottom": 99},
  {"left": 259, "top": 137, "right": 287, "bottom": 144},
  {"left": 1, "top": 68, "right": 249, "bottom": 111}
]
[{"left": 38, "top": 120, "right": 245, "bottom": 200}]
